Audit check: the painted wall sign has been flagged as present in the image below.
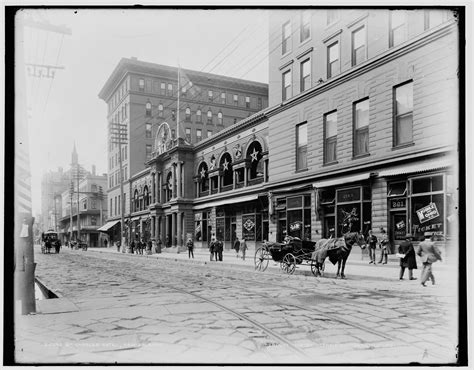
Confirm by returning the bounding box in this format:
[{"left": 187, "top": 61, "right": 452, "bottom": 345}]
[{"left": 416, "top": 202, "right": 440, "bottom": 223}]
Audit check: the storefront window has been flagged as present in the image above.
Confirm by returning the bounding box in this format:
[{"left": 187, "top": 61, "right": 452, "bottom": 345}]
[
  {"left": 242, "top": 214, "right": 256, "bottom": 241},
  {"left": 409, "top": 175, "right": 445, "bottom": 240},
  {"left": 333, "top": 186, "right": 371, "bottom": 236},
  {"left": 277, "top": 194, "right": 312, "bottom": 241}
]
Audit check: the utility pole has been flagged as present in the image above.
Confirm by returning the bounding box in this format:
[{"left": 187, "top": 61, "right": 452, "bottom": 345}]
[
  {"left": 69, "top": 182, "right": 74, "bottom": 243},
  {"left": 76, "top": 165, "right": 81, "bottom": 241},
  {"left": 14, "top": 15, "right": 70, "bottom": 315},
  {"left": 110, "top": 122, "right": 127, "bottom": 251}
]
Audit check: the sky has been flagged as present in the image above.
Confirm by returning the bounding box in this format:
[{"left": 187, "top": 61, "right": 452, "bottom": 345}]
[{"left": 17, "top": 8, "right": 270, "bottom": 215}]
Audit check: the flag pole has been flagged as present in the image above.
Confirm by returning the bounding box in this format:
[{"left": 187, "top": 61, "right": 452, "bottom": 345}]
[{"left": 176, "top": 64, "right": 180, "bottom": 142}]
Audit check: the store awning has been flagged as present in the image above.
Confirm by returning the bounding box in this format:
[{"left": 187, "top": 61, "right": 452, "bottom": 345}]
[
  {"left": 97, "top": 220, "right": 120, "bottom": 232},
  {"left": 194, "top": 194, "right": 259, "bottom": 210},
  {"left": 377, "top": 157, "right": 454, "bottom": 177},
  {"left": 313, "top": 173, "right": 371, "bottom": 189}
]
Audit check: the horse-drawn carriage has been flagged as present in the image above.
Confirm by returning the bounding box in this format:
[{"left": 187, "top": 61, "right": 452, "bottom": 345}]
[
  {"left": 41, "top": 230, "right": 61, "bottom": 254},
  {"left": 254, "top": 231, "right": 366, "bottom": 278},
  {"left": 254, "top": 236, "right": 322, "bottom": 275}
]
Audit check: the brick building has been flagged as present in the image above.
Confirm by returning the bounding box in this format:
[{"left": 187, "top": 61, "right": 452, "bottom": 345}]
[
  {"left": 98, "top": 58, "right": 269, "bottom": 242},
  {"left": 102, "top": 8, "right": 460, "bottom": 260}
]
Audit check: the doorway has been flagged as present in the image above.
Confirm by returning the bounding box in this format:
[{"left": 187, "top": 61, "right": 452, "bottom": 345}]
[{"left": 391, "top": 212, "right": 407, "bottom": 253}]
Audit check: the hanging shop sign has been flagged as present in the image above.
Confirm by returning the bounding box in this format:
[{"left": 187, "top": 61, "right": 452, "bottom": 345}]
[
  {"left": 416, "top": 203, "right": 440, "bottom": 224},
  {"left": 242, "top": 215, "right": 255, "bottom": 240},
  {"left": 289, "top": 221, "right": 302, "bottom": 231}
]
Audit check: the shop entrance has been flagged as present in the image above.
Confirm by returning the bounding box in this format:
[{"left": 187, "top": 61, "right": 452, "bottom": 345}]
[{"left": 391, "top": 212, "right": 407, "bottom": 251}]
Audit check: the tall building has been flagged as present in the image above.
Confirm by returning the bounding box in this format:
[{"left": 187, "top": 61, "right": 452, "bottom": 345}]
[
  {"left": 98, "top": 57, "right": 269, "bottom": 236},
  {"left": 40, "top": 167, "right": 71, "bottom": 232},
  {"left": 99, "top": 8, "right": 460, "bottom": 262}
]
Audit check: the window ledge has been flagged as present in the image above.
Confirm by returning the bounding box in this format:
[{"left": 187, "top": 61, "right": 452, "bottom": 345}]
[
  {"left": 352, "top": 153, "right": 371, "bottom": 160},
  {"left": 392, "top": 142, "right": 415, "bottom": 150},
  {"left": 295, "top": 168, "right": 308, "bottom": 173},
  {"left": 323, "top": 160, "right": 338, "bottom": 167}
]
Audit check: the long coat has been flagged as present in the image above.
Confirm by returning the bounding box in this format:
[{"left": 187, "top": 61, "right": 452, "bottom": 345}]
[
  {"left": 417, "top": 240, "right": 442, "bottom": 264},
  {"left": 399, "top": 241, "right": 417, "bottom": 269}
]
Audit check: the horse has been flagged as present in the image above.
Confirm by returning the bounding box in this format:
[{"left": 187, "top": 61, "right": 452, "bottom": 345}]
[{"left": 312, "top": 232, "right": 366, "bottom": 279}]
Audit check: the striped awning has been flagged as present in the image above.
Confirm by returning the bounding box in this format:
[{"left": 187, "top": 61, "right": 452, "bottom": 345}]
[
  {"left": 377, "top": 157, "right": 453, "bottom": 177},
  {"left": 97, "top": 220, "right": 120, "bottom": 232}
]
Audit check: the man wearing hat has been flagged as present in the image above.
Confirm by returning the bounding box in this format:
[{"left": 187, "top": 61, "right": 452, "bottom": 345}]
[{"left": 398, "top": 234, "right": 417, "bottom": 280}]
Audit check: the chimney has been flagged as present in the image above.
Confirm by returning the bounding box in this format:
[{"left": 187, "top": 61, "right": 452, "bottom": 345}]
[{"left": 92, "top": 165, "right": 96, "bottom": 175}]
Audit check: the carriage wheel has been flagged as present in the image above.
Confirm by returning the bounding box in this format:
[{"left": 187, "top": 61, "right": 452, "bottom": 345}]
[
  {"left": 254, "top": 247, "right": 269, "bottom": 272},
  {"left": 280, "top": 253, "right": 296, "bottom": 275}
]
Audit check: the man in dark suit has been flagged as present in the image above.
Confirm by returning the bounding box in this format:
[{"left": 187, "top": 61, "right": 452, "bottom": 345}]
[
  {"left": 417, "top": 235, "right": 442, "bottom": 286},
  {"left": 398, "top": 234, "right": 417, "bottom": 280}
]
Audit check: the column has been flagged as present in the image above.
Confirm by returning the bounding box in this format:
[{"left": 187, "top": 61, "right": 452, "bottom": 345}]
[
  {"left": 233, "top": 170, "right": 237, "bottom": 189},
  {"left": 158, "top": 172, "right": 162, "bottom": 203},
  {"left": 172, "top": 212, "right": 177, "bottom": 247},
  {"left": 151, "top": 172, "right": 156, "bottom": 203},
  {"left": 217, "top": 174, "right": 221, "bottom": 193},
  {"left": 177, "top": 162, "right": 182, "bottom": 198},
  {"left": 171, "top": 164, "right": 176, "bottom": 199},
  {"left": 165, "top": 215, "right": 169, "bottom": 246},
  {"left": 244, "top": 165, "right": 248, "bottom": 187},
  {"left": 151, "top": 216, "right": 155, "bottom": 239},
  {"left": 263, "top": 159, "right": 268, "bottom": 182},
  {"left": 177, "top": 212, "right": 182, "bottom": 250}
]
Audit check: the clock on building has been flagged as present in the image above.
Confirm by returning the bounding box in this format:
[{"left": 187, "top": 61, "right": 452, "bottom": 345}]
[{"left": 154, "top": 122, "right": 171, "bottom": 155}]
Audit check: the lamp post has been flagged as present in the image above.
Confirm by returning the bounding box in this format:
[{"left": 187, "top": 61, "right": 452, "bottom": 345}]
[{"left": 110, "top": 122, "right": 127, "bottom": 251}]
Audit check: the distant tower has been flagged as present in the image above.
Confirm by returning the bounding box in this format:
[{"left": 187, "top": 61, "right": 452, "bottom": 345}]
[{"left": 71, "top": 142, "right": 78, "bottom": 166}]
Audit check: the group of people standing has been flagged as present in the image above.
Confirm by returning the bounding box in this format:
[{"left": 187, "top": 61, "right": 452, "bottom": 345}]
[
  {"left": 365, "top": 228, "right": 442, "bottom": 286},
  {"left": 130, "top": 238, "right": 152, "bottom": 255},
  {"left": 232, "top": 237, "right": 248, "bottom": 260}
]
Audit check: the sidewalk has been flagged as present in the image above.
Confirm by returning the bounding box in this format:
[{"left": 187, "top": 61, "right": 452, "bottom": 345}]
[{"left": 85, "top": 246, "right": 456, "bottom": 282}]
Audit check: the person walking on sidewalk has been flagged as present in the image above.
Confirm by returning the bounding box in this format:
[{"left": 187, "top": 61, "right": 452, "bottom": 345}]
[
  {"left": 398, "top": 234, "right": 417, "bottom": 280},
  {"left": 216, "top": 238, "right": 224, "bottom": 261},
  {"left": 378, "top": 228, "right": 389, "bottom": 264},
  {"left": 186, "top": 237, "right": 195, "bottom": 259},
  {"left": 233, "top": 237, "right": 241, "bottom": 259},
  {"left": 130, "top": 240, "right": 135, "bottom": 254},
  {"left": 209, "top": 235, "right": 216, "bottom": 261},
  {"left": 240, "top": 238, "right": 248, "bottom": 261},
  {"left": 366, "top": 230, "right": 378, "bottom": 264},
  {"left": 417, "top": 235, "right": 442, "bottom": 286}
]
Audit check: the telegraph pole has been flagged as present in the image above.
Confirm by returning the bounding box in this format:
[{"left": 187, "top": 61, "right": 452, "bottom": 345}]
[
  {"left": 69, "top": 182, "right": 74, "bottom": 243},
  {"left": 110, "top": 122, "right": 127, "bottom": 251}
]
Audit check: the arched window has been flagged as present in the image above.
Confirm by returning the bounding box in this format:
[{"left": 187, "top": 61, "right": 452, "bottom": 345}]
[
  {"left": 196, "top": 108, "right": 202, "bottom": 122},
  {"left": 207, "top": 110, "right": 213, "bottom": 123},
  {"left": 134, "top": 190, "right": 139, "bottom": 212},
  {"left": 158, "top": 103, "right": 163, "bottom": 117},
  {"left": 197, "top": 162, "right": 209, "bottom": 193},
  {"left": 218, "top": 111, "right": 223, "bottom": 125},
  {"left": 219, "top": 152, "right": 233, "bottom": 187},
  {"left": 185, "top": 107, "right": 191, "bottom": 121},
  {"left": 145, "top": 101, "right": 152, "bottom": 117},
  {"left": 143, "top": 186, "right": 149, "bottom": 207},
  {"left": 247, "top": 141, "right": 264, "bottom": 180}
]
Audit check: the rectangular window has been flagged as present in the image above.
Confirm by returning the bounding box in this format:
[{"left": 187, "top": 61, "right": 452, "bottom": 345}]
[
  {"left": 300, "top": 58, "right": 311, "bottom": 92},
  {"left": 139, "top": 78, "right": 145, "bottom": 91},
  {"left": 196, "top": 129, "right": 202, "bottom": 142},
  {"left": 146, "top": 123, "right": 152, "bottom": 138},
  {"left": 390, "top": 10, "right": 406, "bottom": 47},
  {"left": 327, "top": 41, "right": 340, "bottom": 78},
  {"left": 167, "top": 83, "right": 173, "bottom": 96},
  {"left": 258, "top": 97, "right": 262, "bottom": 109},
  {"left": 327, "top": 9, "right": 339, "bottom": 25},
  {"left": 110, "top": 199, "right": 112, "bottom": 214},
  {"left": 160, "top": 82, "right": 166, "bottom": 95},
  {"left": 352, "top": 26, "right": 366, "bottom": 66},
  {"left": 114, "top": 196, "right": 117, "bottom": 216},
  {"left": 207, "top": 130, "right": 212, "bottom": 138},
  {"left": 282, "top": 21, "right": 291, "bottom": 54},
  {"left": 245, "top": 96, "right": 250, "bottom": 108},
  {"left": 425, "top": 10, "right": 444, "bottom": 30},
  {"left": 221, "top": 92, "right": 226, "bottom": 104},
  {"left": 118, "top": 195, "right": 121, "bottom": 214},
  {"left": 208, "top": 90, "right": 213, "bottom": 101},
  {"left": 394, "top": 81, "right": 413, "bottom": 146},
  {"left": 324, "top": 111, "right": 337, "bottom": 163},
  {"left": 146, "top": 144, "right": 152, "bottom": 160},
  {"left": 145, "top": 80, "right": 151, "bottom": 92},
  {"left": 300, "top": 11, "right": 311, "bottom": 43},
  {"left": 353, "top": 99, "right": 370, "bottom": 156},
  {"left": 185, "top": 128, "right": 191, "bottom": 143},
  {"left": 282, "top": 70, "right": 292, "bottom": 101},
  {"left": 296, "top": 122, "right": 308, "bottom": 171},
  {"left": 233, "top": 94, "right": 239, "bottom": 105}
]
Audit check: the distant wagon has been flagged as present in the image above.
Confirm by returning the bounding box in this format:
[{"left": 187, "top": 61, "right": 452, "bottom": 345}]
[{"left": 41, "top": 230, "right": 61, "bottom": 254}]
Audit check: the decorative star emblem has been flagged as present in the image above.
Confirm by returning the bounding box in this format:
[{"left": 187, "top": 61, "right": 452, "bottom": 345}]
[
  {"left": 222, "top": 158, "right": 229, "bottom": 171},
  {"left": 250, "top": 148, "right": 259, "bottom": 162},
  {"left": 200, "top": 168, "right": 206, "bottom": 178}
]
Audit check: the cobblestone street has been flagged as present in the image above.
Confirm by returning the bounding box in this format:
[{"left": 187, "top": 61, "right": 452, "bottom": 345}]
[{"left": 14, "top": 246, "right": 459, "bottom": 364}]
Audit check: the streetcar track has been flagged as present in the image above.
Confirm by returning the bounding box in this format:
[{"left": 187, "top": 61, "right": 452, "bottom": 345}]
[{"left": 40, "top": 250, "right": 453, "bottom": 361}]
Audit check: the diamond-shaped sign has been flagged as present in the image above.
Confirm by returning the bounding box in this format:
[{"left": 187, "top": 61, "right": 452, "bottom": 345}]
[{"left": 243, "top": 219, "right": 255, "bottom": 231}]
